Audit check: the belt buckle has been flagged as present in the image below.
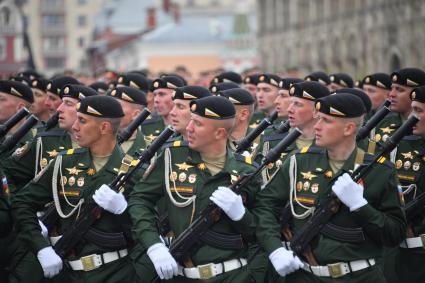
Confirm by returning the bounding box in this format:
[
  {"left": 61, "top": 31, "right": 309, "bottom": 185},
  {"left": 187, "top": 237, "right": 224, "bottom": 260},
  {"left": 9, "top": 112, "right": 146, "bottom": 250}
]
[
  {"left": 328, "top": 263, "right": 344, "bottom": 278},
  {"left": 80, "top": 254, "right": 98, "bottom": 271},
  {"left": 197, "top": 263, "right": 215, "bottom": 280},
  {"left": 420, "top": 234, "right": 425, "bottom": 248}
]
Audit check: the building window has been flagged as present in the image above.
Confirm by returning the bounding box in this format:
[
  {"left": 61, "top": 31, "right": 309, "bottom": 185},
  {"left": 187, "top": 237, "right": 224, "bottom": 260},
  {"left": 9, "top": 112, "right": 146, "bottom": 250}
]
[
  {"left": 0, "top": 38, "right": 6, "bottom": 61},
  {"left": 43, "top": 37, "right": 65, "bottom": 51},
  {"left": 78, "top": 37, "right": 85, "bottom": 47},
  {"left": 0, "top": 7, "right": 11, "bottom": 26},
  {"left": 78, "top": 15, "right": 87, "bottom": 27},
  {"left": 45, "top": 57, "right": 65, "bottom": 68},
  {"left": 42, "top": 14, "right": 65, "bottom": 27}
]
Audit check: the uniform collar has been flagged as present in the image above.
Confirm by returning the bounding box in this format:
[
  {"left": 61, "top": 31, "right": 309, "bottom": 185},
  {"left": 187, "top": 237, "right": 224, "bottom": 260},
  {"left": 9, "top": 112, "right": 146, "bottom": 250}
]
[{"left": 186, "top": 147, "right": 238, "bottom": 176}]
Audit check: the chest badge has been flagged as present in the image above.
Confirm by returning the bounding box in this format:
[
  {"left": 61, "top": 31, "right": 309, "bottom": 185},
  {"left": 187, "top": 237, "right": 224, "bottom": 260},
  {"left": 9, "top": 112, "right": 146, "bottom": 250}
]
[
  {"left": 324, "top": 170, "right": 333, "bottom": 178},
  {"left": 413, "top": 162, "right": 420, "bottom": 171},
  {"left": 87, "top": 168, "right": 96, "bottom": 175},
  {"left": 175, "top": 162, "right": 194, "bottom": 171},
  {"left": 66, "top": 167, "right": 83, "bottom": 175},
  {"left": 178, "top": 172, "right": 187, "bottom": 182},
  {"left": 401, "top": 152, "right": 414, "bottom": 160},
  {"left": 170, "top": 171, "right": 178, "bottom": 182},
  {"left": 40, "top": 158, "right": 48, "bottom": 169},
  {"left": 198, "top": 163, "right": 207, "bottom": 171},
  {"left": 311, "top": 183, "right": 319, "bottom": 193},
  {"left": 189, "top": 174, "right": 197, "bottom": 183},
  {"left": 47, "top": 149, "right": 58, "bottom": 157},
  {"left": 395, "top": 160, "right": 403, "bottom": 169},
  {"left": 380, "top": 127, "right": 394, "bottom": 134},
  {"left": 77, "top": 177, "right": 85, "bottom": 187},
  {"left": 68, "top": 176, "right": 76, "bottom": 186},
  {"left": 301, "top": 171, "right": 317, "bottom": 180}
]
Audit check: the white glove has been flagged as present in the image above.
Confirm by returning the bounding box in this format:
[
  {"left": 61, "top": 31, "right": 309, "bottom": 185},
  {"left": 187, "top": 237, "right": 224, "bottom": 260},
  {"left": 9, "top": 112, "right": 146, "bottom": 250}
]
[
  {"left": 269, "top": 247, "right": 303, "bottom": 277},
  {"left": 241, "top": 151, "right": 251, "bottom": 158},
  {"left": 37, "top": 246, "right": 63, "bottom": 278},
  {"left": 332, "top": 173, "right": 368, "bottom": 211},
  {"left": 92, "top": 184, "right": 127, "bottom": 214},
  {"left": 39, "top": 220, "right": 48, "bottom": 239},
  {"left": 210, "top": 186, "right": 245, "bottom": 221},
  {"left": 147, "top": 242, "right": 178, "bottom": 280}
]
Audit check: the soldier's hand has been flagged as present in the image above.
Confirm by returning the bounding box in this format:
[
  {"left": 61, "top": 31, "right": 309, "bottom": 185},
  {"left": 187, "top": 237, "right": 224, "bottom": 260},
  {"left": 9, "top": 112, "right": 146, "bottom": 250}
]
[
  {"left": 269, "top": 247, "right": 303, "bottom": 277},
  {"left": 210, "top": 186, "right": 245, "bottom": 221},
  {"left": 38, "top": 220, "right": 48, "bottom": 239},
  {"left": 147, "top": 242, "right": 178, "bottom": 280},
  {"left": 37, "top": 246, "right": 63, "bottom": 278},
  {"left": 332, "top": 173, "right": 368, "bottom": 211},
  {"left": 93, "top": 184, "right": 127, "bottom": 214}
]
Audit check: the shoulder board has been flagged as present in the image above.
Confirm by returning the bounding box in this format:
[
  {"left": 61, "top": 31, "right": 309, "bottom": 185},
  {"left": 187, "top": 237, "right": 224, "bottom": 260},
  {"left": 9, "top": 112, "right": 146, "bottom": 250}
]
[
  {"left": 37, "top": 130, "right": 67, "bottom": 137},
  {"left": 401, "top": 135, "right": 422, "bottom": 141},
  {"left": 364, "top": 153, "right": 394, "bottom": 168},
  {"left": 166, "top": 134, "right": 183, "bottom": 143},
  {"left": 163, "top": 140, "right": 189, "bottom": 149},
  {"left": 234, "top": 153, "right": 259, "bottom": 168},
  {"left": 295, "top": 146, "right": 324, "bottom": 155},
  {"left": 142, "top": 116, "right": 161, "bottom": 125},
  {"left": 58, "top": 148, "right": 87, "bottom": 156},
  {"left": 263, "top": 132, "right": 289, "bottom": 142}
]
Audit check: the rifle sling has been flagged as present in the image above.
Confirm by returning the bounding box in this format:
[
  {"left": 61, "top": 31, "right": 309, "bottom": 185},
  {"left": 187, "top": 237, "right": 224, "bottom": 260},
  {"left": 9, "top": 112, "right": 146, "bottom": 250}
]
[
  {"left": 84, "top": 227, "right": 128, "bottom": 249},
  {"left": 321, "top": 223, "right": 366, "bottom": 243},
  {"left": 200, "top": 230, "right": 244, "bottom": 250}
]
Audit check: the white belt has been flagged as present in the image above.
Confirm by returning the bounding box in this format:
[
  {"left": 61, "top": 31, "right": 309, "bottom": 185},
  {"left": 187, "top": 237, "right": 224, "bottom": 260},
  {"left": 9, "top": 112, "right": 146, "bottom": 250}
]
[
  {"left": 68, "top": 249, "right": 128, "bottom": 271},
  {"left": 400, "top": 235, "right": 425, "bottom": 248},
  {"left": 178, "top": 258, "right": 247, "bottom": 280},
  {"left": 302, "top": 258, "right": 375, "bottom": 278}
]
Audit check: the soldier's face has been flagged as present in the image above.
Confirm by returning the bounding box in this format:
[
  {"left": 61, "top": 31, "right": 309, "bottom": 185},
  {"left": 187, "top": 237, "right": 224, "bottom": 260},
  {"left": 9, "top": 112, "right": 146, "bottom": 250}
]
[
  {"left": 411, "top": 101, "right": 425, "bottom": 137},
  {"left": 328, "top": 83, "right": 343, "bottom": 92},
  {"left": 44, "top": 92, "right": 62, "bottom": 115},
  {"left": 363, "top": 85, "right": 389, "bottom": 111},
  {"left": 29, "top": 88, "right": 48, "bottom": 117},
  {"left": 153, "top": 88, "right": 174, "bottom": 117},
  {"left": 72, "top": 112, "right": 102, "bottom": 147},
  {"left": 57, "top": 97, "right": 78, "bottom": 131},
  {"left": 256, "top": 83, "right": 278, "bottom": 112},
  {"left": 186, "top": 114, "right": 218, "bottom": 152},
  {"left": 170, "top": 99, "right": 191, "bottom": 135},
  {"left": 274, "top": 89, "right": 290, "bottom": 117},
  {"left": 287, "top": 97, "right": 316, "bottom": 130},
  {"left": 118, "top": 100, "right": 140, "bottom": 131},
  {"left": 314, "top": 112, "right": 351, "bottom": 148},
  {"left": 243, "top": 84, "right": 257, "bottom": 100},
  {"left": 0, "top": 92, "right": 21, "bottom": 123},
  {"left": 389, "top": 83, "right": 413, "bottom": 115}
]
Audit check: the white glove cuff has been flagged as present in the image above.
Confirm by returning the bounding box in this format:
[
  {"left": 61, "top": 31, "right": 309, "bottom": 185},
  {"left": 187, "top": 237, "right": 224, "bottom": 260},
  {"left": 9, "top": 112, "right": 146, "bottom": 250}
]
[
  {"left": 349, "top": 198, "right": 368, "bottom": 212},
  {"left": 147, "top": 242, "right": 167, "bottom": 255}
]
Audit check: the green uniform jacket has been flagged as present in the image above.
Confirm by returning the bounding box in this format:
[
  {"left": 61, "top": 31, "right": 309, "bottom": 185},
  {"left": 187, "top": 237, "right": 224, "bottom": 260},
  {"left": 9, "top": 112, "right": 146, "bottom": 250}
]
[
  {"left": 140, "top": 114, "right": 165, "bottom": 144},
  {"left": 12, "top": 145, "right": 132, "bottom": 258},
  {"left": 254, "top": 146, "right": 406, "bottom": 264},
  {"left": 128, "top": 142, "right": 261, "bottom": 265},
  {"left": 120, "top": 128, "right": 147, "bottom": 157},
  {"left": 3, "top": 129, "right": 72, "bottom": 193},
  {"left": 249, "top": 111, "right": 266, "bottom": 129},
  {"left": 365, "top": 112, "right": 403, "bottom": 154}
]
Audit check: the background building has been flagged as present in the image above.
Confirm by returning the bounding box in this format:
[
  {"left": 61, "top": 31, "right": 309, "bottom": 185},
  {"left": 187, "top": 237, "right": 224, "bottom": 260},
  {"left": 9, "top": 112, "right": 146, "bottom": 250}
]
[{"left": 257, "top": 0, "right": 425, "bottom": 78}]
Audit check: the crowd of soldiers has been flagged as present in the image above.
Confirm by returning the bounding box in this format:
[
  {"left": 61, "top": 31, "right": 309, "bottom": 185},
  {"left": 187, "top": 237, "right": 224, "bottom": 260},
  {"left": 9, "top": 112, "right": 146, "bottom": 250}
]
[{"left": 0, "top": 65, "right": 425, "bottom": 283}]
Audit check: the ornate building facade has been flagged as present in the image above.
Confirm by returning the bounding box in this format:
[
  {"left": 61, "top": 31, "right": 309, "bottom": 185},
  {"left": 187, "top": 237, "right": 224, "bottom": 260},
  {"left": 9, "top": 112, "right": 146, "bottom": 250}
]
[{"left": 257, "top": 0, "right": 425, "bottom": 78}]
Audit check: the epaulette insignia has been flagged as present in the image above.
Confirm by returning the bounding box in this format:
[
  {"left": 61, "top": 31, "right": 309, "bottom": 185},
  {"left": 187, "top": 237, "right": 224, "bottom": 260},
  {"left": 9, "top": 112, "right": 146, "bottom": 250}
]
[
  {"left": 364, "top": 154, "right": 394, "bottom": 168},
  {"left": 234, "top": 153, "right": 259, "bottom": 168},
  {"left": 58, "top": 148, "right": 86, "bottom": 156},
  {"left": 296, "top": 146, "right": 323, "bottom": 155}
]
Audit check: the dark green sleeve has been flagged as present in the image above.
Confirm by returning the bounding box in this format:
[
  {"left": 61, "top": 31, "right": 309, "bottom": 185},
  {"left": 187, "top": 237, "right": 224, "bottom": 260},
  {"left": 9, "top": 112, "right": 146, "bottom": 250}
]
[
  {"left": 11, "top": 163, "right": 54, "bottom": 254},
  {"left": 351, "top": 167, "right": 407, "bottom": 246},
  {"left": 253, "top": 160, "right": 290, "bottom": 254},
  {"left": 128, "top": 154, "right": 165, "bottom": 249},
  {"left": 0, "top": 194, "right": 12, "bottom": 237}
]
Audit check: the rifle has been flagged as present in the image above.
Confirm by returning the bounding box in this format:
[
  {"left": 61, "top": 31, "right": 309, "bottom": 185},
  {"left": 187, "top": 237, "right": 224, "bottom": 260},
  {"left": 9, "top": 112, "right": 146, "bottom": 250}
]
[
  {"left": 289, "top": 115, "right": 419, "bottom": 257},
  {"left": 356, "top": 100, "right": 391, "bottom": 142},
  {"left": 0, "top": 115, "right": 38, "bottom": 154},
  {"left": 44, "top": 112, "right": 60, "bottom": 131},
  {"left": 117, "top": 109, "right": 151, "bottom": 144},
  {"left": 151, "top": 128, "right": 302, "bottom": 283},
  {"left": 236, "top": 111, "right": 278, "bottom": 154},
  {"left": 52, "top": 126, "right": 175, "bottom": 258},
  {"left": 275, "top": 120, "right": 290, "bottom": 135},
  {"left": 0, "top": 108, "right": 29, "bottom": 139}
]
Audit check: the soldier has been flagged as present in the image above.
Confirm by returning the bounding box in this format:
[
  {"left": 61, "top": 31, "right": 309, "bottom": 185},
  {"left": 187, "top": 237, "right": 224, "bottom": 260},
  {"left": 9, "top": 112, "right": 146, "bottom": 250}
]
[
  {"left": 209, "top": 81, "right": 240, "bottom": 95},
  {"left": 129, "top": 96, "right": 262, "bottom": 282},
  {"left": 254, "top": 92, "right": 406, "bottom": 282},
  {"left": 107, "top": 86, "right": 147, "bottom": 156},
  {"left": 44, "top": 76, "right": 81, "bottom": 120},
  {"left": 88, "top": 81, "right": 109, "bottom": 95},
  {"left": 30, "top": 78, "right": 51, "bottom": 122},
  {"left": 243, "top": 73, "right": 260, "bottom": 102},
  {"left": 13, "top": 95, "right": 136, "bottom": 282},
  {"left": 354, "top": 79, "right": 363, "bottom": 90},
  {"left": 210, "top": 70, "right": 243, "bottom": 86},
  {"left": 142, "top": 75, "right": 185, "bottom": 143},
  {"left": 304, "top": 71, "right": 331, "bottom": 87},
  {"left": 219, "top": 88, "right": 255, "bottom": 151},
  {"left": 362, "top": 73, "right": 392, "bottom": 122},
  {"left": 328, "top": 73, "right": 354, "bottom": 92},
  {"left": 366, "top": 68, "right": 425, "bottom": 153}
]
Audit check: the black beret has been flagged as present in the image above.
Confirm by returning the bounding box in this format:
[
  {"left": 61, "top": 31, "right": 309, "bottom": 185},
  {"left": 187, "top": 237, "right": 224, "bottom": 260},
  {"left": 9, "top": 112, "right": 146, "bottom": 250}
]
[
  {"left": 77, "top": 95, "right": 124, "bottom": 118},
  {"left": 31, "top": 78, "right": 49, "bottom": 92},
  {"left": 334, "top": 88, "right": 372, "bottom": 113},
  {"left": 151, "top": 75, "right": 185, "bottom": 91},
  {"left": 289, "top": 81, "right": 330, "bottom": 101},
  {"left": 46, "top": 76, "right": 81, "bottom": 96},
  {"left": 160, "top": 73, "right": 188, "bottom": 86},
  {"left": 89, "top": 81, "right": 109, "bottom": 93},
  {"left": 362, "top": 73, "right": 391, "bottom": 90},
  {"left": 279, "top": 78, "right": 303, "bottom": 90},
  {"left": 190, "top": 96, "right": 235, "bottom": 120},
  {"left": 17, "top": 70, "right": 44, "bottom": 80},
  {"left": 10, "top": 76, "right": 31, "bottom": 86},
  {"left": 329, "top": 73, "right": 354, "bottom": 88},
  {"left": 60, "top": 84, "right": 98, "bottom": 101},
  {"left": 410, "top": 86, "right": 425, "bottom": 103},
  {"left": 117, "top": 73, "right": 150, "bottom": 93},
  {"left": 172, "top": 86, "right": 211, "bottom": 101},
  {"left": 0, "top": 80, "right": 34, "bottom": 103},
  {"left": 391, "top": 68, "right": 425, "bottom": 87},
  {"left": 257, "top": 73, "right": 281, "bottom": 87},
  {"left": 304, "top": 71, "right": 330, "bottom": 85},
  {"left": 211, "top": 71, "right": 243, "bottom": 85},
  {"left": 209, "top": 82, "right": 240, "bottom": 94},
  {"left": 315, "top": 93, "right": 366, "bottom": 118},
  {"left": 354, "top": 80, "right": 363, "bottom": 89},
  {"left": 243, "top": 74, "right": 260, "bottom": 85},
  {"left": 219, "top": 88, "right": 255, "bottom": 106},
  {"left": 108, "top": 86, "right": 147, "bottom": 106}
]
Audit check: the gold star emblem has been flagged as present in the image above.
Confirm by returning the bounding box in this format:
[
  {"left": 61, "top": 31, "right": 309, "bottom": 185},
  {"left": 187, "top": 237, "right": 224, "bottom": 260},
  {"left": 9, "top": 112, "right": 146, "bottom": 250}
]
[
  {"left": 175, "top": 162, "right": 194, "bottom": 171},
  {"left": 401, "top": 152, "right": 414, "bottom": 160},
  {"left": 144, "top": 134, "right": 157, "bottom": 143},
  {"left": 301, "top": 171, "right": 317, "bottom": 180},
  {"left": 87, "top": 168, "right": 96, "bottom": 175},
  {"left": 324, "top": 170, "right": 333, "bottom": 178},
  {"left": 47, "top": 149, "right": 58, "bottom": 157},
  {"left": 198, "top": 163, "right": 206, "bottom": 170},
  {"left": 379, "top": 127, "right": 394, "bottom": 134},
  {"left": 65, "top": 167, "right": 83, "bottom": 175}
]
